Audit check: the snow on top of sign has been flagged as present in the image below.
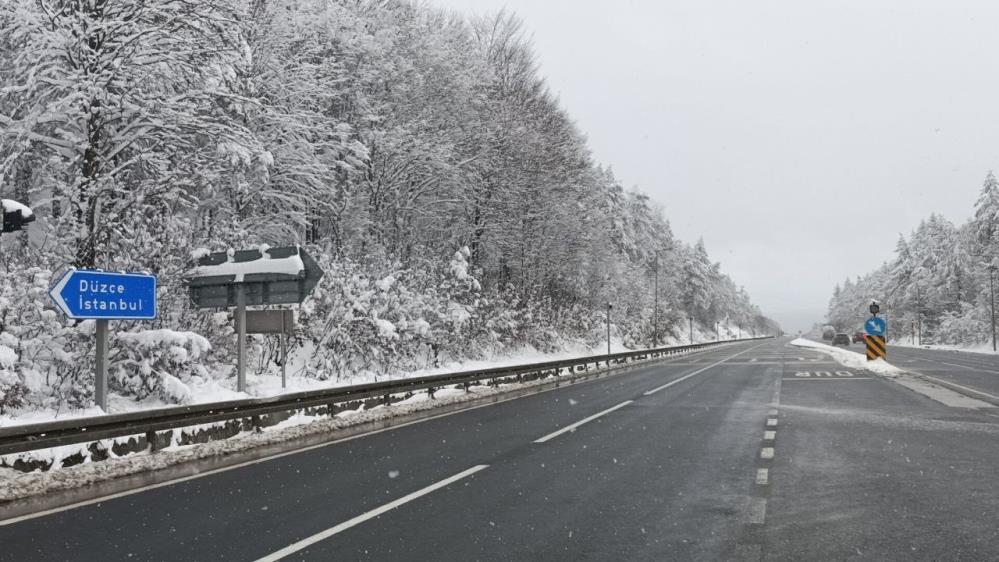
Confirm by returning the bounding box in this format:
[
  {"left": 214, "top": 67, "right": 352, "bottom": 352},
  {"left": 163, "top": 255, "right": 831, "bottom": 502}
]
[
  {"left": 1, "top": 199, "right": 33, "bottom": 217},
  {"left": 191, "top": 251, "right": 304, "bottom": 282},
  {"left": 190, "top": 248, "right": 211, "bottom": 260}
]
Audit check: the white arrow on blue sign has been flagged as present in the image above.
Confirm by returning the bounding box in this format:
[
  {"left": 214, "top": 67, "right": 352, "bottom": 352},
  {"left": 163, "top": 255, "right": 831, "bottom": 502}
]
[
  {"left": 865, "top": 316, "right": 886, "bottom": 337},
  {"left": 49, "top": 269, "right": 157, "bottom": 320}
]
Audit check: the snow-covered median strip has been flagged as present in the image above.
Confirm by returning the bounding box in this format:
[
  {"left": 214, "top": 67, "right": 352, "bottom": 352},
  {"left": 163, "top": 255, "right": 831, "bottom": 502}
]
[
  {"left": 790, "top": 338, "right": 904, "bottom": 376},
  {"left": 790, "top": 338, "right": 994, "bottom": 409}
]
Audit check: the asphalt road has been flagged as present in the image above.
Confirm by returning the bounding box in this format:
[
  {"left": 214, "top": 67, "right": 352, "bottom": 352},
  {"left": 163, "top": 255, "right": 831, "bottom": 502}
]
[
  {"left": 2, "top": 339, "right": 999, "bottom": 561},
  {"left": 882, "top": 344, "right": 999, "bottom": 400}
]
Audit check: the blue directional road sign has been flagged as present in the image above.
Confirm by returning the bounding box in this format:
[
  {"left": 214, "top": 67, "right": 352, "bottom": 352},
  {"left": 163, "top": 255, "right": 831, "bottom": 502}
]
[
  {"left": 865, "top": 316, "right": 886, "bottom": 337},
  {"left": 49, "top": 269, "right": 157, "bottom": 320}
]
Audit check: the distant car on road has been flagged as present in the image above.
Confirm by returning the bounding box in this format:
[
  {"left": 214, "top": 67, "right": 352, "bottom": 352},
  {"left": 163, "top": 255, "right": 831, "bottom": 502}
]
[
  {"left": 822, "top": 328, "right": 835, "bottom": 341},
  {"left": 832, "top": 333, "right": 850, "bottom": 347},
  {"left": 852, "top": 332, "right": 865, "bottom": 343}
]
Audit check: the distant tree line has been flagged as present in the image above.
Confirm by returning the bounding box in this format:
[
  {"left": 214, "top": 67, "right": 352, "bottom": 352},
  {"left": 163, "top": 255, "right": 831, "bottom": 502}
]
[{"left": 828, "top": 172, "right": 999, "bottom": 346}]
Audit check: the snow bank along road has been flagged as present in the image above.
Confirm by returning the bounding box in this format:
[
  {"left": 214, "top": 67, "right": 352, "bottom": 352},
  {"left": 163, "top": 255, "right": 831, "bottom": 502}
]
[{"left": 3, "top": 339, "right": 999, "bottom": 561}]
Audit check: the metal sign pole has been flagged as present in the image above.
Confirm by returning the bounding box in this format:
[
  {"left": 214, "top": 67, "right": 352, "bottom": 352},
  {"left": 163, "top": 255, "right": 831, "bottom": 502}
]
[
  {"left": 95, "top": 319, "right": 109, "bottom": 411},
  {"left": 281, "top": 333, "right": 288, "bottom": 389},
  {"left": 236, "top": 285, "right": 246, "bottom": 393}
]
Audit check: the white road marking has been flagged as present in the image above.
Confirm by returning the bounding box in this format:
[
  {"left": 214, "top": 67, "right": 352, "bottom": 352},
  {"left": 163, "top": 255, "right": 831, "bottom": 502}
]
[
  {"left": 766, "top": 418, "right": 778, "bottom": 427},
  {"left": 756, "top": 468, "right": 769, "bottom": 485},
  {"left": 760, "top": 447, "right": 774, "bottom": 459},
  {"left": 936, "top": 360, "right": 999, "bottom": 375},
  {"left": 916, "top": 373, "right": 999, "bottom": 402},
  {"left": 763, "top": 431, "right": 776, "bottom": 441},
  {"left": 254, "top": 465, "right": 489, "bottom": 562},
  {"left": 782, "top": 377, "right": 873, "bottom": 381},
  {"left": 533, "top": 401, "right": 633, "bottom": 443},
  {"left": 748, "top": 498, "right": 767, "bottom": 524},
  {"left": 642, "top": 343, "right": 768, "bottom": 396}
]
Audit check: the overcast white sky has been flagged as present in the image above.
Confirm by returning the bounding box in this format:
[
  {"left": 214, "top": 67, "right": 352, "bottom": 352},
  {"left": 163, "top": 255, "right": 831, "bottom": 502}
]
[{"left": 432, "top": 0, "right": 999, "bottom": 332}]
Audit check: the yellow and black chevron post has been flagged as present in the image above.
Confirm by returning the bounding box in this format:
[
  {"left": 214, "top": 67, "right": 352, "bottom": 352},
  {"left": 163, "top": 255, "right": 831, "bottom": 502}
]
[{"left": 865, "top": 335, "right": 886, "bottom": 361}]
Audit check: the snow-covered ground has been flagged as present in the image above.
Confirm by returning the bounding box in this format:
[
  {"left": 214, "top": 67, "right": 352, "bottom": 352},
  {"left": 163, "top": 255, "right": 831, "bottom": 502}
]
[{"left": 891, "top": 340, "right": 999, "bottom": 356}]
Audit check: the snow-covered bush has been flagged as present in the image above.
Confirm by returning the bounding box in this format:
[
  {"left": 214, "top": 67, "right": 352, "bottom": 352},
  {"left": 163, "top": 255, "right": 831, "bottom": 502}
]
[
  {"left": 110, "top": 330, "right": 211, "bottom": 403},
  {"left": 0, "top": 343, "right": 27, "bottom": 414},
  {"left": 0, "top": 266, "right": 93, "bottom": 411}
]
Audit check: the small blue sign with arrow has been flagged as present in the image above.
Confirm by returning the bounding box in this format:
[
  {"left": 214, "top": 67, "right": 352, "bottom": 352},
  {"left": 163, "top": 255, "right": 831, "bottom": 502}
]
[
  {"left": 865, "top": 316, "right": 886, "bottom": 337},
  {"left": 49, "top": 269, "right": 157, "bottom": 320}
]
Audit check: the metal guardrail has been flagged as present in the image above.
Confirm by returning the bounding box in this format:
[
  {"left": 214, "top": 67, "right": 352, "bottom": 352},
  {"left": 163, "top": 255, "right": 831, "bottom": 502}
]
[{"left": 0, "top": 337, "right": 771, "bottom": 458}]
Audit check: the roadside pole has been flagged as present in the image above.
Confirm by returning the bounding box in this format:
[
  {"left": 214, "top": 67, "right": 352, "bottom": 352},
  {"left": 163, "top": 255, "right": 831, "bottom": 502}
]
[
  {"left": 282, "top": 332, "right": 288, "bottom": 389},
  {"left": 689, "top": 317, "right": 694, "bottom": 345},
  {"left": 236, "top": 284, "right": 247, "bottom": 393},
  {"left": 95, "top": 319, "right": 108, "bottom": 410},
  {"left": 989, "top": 264, "right": 997, "bottom": 352},
  {"left": 606, "top": 302, "right": 612, "bottom": 355},
  {"left": 653, "top": 253, "right": 659, "bottom": 348}
]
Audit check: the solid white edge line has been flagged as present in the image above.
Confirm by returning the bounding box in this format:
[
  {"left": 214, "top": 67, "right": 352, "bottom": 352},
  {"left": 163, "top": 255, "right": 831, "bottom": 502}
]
[
  {"left": 916, "top": 373, "right": 999, "bottom": 401},
  {"left": 643, "top": 342, "right": 769, "bottom": 396},
  {"left": 254, "top": 464, "right": 489, "bottom": 562},
  {"left": 0, "top": 341, "right": 730, "bottom": 527},
  {"left": 533, "top": 401, "right": 633, "bottom": 443}
]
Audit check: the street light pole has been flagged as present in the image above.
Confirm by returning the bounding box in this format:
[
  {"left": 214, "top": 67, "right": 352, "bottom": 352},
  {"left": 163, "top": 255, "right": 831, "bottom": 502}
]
[
  {"left": 989, "top": 265, "right": 997, "bottom": 352},
  {"left": 653, "top": 253, "right": 659, "bottom": 348},
  {"left": 607, "top": 302, "right": 613, "bottom": 356},
  {"left": 916, "top": 285, "right": 922, "bottom": 345}
]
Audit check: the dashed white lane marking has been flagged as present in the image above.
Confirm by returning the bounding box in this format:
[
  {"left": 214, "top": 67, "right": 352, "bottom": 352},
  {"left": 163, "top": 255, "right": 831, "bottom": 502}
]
[
  {"left": 756, "top": 468, "right": 769, "bottom": 485},
  {"left": 748, "top": 498, "right": 767, "bottom": 524},
  {"left": 760, "top": 447, "right": 774, "bottom": 459},
  {"left": 643, "top": 343, "right": 769, "bottom": 396},
  {"left": 766, "top": 418, "right": 778, "bottom": 427},
  {"left": 533, "top": 401, "right": 633, "bottom": 443},
  {"left": 255, "top": 465, "right": 489, "bottom": 562},
  {"left": 763, "top": 431, "right": 776, "bottom": 441}
]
